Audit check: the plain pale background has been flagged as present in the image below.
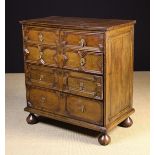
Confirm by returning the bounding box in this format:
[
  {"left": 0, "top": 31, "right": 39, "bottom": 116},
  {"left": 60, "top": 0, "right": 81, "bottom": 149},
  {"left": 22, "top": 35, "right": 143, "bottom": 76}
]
[{"left": 5, "top": 72, "right": 150, "bottom": 155}]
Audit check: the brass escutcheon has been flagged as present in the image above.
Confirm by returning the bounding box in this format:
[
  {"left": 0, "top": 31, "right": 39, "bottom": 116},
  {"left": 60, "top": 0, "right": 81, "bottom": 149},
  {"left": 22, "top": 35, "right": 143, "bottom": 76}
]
[
  {"left": 80, "top": 58, "right": 86, "bottom": 66},
  {"left": 39, "top": 32, "right": 44, "bottom": 42}
]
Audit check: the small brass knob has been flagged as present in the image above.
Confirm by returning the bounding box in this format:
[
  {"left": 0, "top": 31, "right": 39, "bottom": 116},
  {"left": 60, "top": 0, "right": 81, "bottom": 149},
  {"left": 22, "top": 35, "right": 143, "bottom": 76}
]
[
  {"left": 27, "top": 101, "right": 32, "bottom": 107},
  {"left": 79, "top": 38, "right": 86, "bottom": 47},
  {"left": 38, "top": 58, "right": 45, "bottom": 65},
  {"left": 39, "top": 75, "right": 44, "bottom": 81},
  {"left": 81, "top": 105, "right": 86, "bottom": 113},
  {"left": 24, "top": 48, "right": 29, "bottom": 55}
]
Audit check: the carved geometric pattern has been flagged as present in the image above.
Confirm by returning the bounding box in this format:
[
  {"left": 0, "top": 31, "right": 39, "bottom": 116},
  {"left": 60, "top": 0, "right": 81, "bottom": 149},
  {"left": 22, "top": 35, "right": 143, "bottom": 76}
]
[{"left": 53, "top": 40, "right": 68, "bottom": 67}]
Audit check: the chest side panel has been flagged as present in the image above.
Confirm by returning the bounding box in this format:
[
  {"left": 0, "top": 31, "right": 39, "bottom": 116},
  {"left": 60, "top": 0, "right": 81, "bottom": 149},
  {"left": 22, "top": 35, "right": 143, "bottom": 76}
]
[{"left": 105, "top": 25, "right": 135, "bottom": 128}]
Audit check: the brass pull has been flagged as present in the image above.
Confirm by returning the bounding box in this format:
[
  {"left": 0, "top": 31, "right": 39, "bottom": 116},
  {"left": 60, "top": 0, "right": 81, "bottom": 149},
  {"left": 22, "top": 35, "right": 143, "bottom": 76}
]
[
  {"left": 27, "top": 101, "right": 32, "bottom": 107},
  {"left": 39, "top": 32, "right": 44, "bottom": 42},
  {"left": 81, "top": 105, "right": 86, "bottom": 113},
  {"left": 24, "top": 48, "right": 29, "bottom": 55},
  {"left": 39, "top": 59, "right": 45, "bottom": 65},
  {"left": 39, "top": 75, "right": 44, "bottom": 81},
  {"left": 79, "top": 38, "right": 86, "bottom": 47},
  {"left": 80, "top": 58, "right": 86, "bottom": 66}
]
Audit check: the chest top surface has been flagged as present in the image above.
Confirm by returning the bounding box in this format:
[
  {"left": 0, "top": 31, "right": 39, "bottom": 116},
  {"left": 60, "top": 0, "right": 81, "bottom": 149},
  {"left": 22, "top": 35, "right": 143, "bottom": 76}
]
[{"left": 20, "top": 16, "right": 136, "bottom": 31}]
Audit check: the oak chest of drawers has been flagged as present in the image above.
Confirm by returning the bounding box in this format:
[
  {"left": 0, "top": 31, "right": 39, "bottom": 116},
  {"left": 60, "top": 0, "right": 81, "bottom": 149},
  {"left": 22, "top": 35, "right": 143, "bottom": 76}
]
[{"left": 20, "top": 16, "right": 136, "bottom": 145}]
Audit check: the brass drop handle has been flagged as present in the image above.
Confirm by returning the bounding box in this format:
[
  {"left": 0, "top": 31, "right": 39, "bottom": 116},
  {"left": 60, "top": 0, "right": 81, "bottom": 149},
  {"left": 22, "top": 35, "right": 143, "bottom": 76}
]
[
  {"left": 80, "top": 58, "right": 86, "bottom": 66},
  {"left": 81, "top": 105, "right": 86, "bottom": 113},
  {"left": 24, "top": 48, "right": 29, "bottom": 55},
  {"left": 39, "top": 74, "right": 44, "bottom": 81},
  {"left": 79, "top": 38, "right": 86, "bottom": 47},
  {"left": 39, "top": 32, "right": 44, "bottom": 42},
  {"left": 27, "top": 101, "right": 32, "bottom": 107}
]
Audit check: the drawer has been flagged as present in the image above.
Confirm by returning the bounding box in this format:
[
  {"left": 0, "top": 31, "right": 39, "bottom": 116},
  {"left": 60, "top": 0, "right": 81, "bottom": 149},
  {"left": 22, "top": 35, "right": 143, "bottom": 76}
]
[
  {"left": 26, "top": 87, "right": 60, "bottom": 113},
  {"left": 24, "top": 43, "right": 58, "bottom": 66},
  {"left": 63, "top": 47, "right": 103, "bottom": 74},
  {"left": 25, "top": 64, "right": 58, "bottom": 89},
  {"left": 62, "top": 30, "right": 104, "bottom": 49},
  {"left": 23, "top": 26, "right": 58, "bottom": 45},
  {"left": 66, "top": 94, "right": 103, "bottom": 125},
  {"left": 25, "top": 64, "right": 103, "bottom": 100},
  {"left": 63, "top": 71, "right": 103, "bottom": 100},
  {"left": 24, "top": 43, "right": 103, "bottom": 74}
]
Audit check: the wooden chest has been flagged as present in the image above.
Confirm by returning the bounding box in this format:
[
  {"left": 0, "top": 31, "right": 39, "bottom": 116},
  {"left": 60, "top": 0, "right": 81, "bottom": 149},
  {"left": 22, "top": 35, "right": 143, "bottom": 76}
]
[{"left": 20, "top": 16, "right": 136, "bottom": 145}]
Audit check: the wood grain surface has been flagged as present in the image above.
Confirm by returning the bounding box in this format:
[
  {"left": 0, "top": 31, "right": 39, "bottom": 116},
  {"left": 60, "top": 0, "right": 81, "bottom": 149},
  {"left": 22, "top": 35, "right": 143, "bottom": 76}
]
[{"left": 20, "top": 16, "right": 136, "bottom": 145}]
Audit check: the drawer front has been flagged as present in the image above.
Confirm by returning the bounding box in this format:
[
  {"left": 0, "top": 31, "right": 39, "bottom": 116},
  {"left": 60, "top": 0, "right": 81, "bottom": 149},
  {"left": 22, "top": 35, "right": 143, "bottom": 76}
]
[
  {"left": 24, "top": 43, "right": 58, "bottom": 66},
  {"left": 62, "top": 30, "right": 104, "bottom": 49},
  {"left": 25, "top": 64, "right": 103, "bottom": 100},
  {"left": 24, "top": 43, "right": 103, "bottom": 74},
  {"left": 63, "top": 71, "right": 103, "bottom": 100},
  {"left": 26, "top": 87, "right": 60, "bottom": 113},
  {"left": 25, "top": 64, "right": 58, "bottom": 89},
  {"left": 23, "top": 27, "right": 58, "bottom": 45},
  {"left": 66, "top": 95, "right": 103, "bottom": 125},
  {"left": 22, "top": 27, "right": 104, "bottom": 74},
  {"left": 63, "top": 47, "right": 103, "bottom": 74}
]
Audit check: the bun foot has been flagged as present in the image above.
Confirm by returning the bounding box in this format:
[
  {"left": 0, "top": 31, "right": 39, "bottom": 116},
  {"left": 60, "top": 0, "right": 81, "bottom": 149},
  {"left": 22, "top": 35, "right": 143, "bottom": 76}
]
[
  {"left": 26, "top": 113, "right": 38, "bottom": 124},
  {"left": 118, "top": 117, "right": 133, "bottom": 128},
  {"left": 98, "top": 132, "right": 111, "bottom": 146}
]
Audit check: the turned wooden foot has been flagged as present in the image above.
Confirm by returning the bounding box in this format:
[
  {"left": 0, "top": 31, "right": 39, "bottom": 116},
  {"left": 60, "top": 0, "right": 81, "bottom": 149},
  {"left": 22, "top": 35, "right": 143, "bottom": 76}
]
[
  {"left": 118, "top": 117, "right": 133, "bottom": 128},
  {"left": 98, "top": 132, "right": 111, "bottom": 146},
  {"left": 26, "top": 113, "right": 38, "bottom": 124}
]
